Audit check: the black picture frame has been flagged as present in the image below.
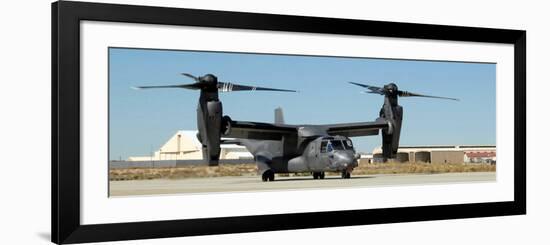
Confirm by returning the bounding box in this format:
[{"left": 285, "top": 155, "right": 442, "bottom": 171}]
[{"left": 52, "top": 1, "right": 526, "bottom": 244}]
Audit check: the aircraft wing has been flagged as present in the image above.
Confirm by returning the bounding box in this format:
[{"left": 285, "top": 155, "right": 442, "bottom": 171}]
[
  {"left": 324, "top": 118, "right": 389, "bottom": 137},
  {"left": 225, "top": 118, "right": 389, "bottom": 140},
  {"left": 225, "top": 120, "right": 298, "bottom": 140}
]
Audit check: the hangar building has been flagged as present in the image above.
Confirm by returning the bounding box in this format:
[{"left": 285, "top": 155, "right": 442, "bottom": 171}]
[
  {"left": 127, "top": 130, "right": 253, "bottom": 161},
  {"left": 370, "top": 145, "right": 496, "bottom": 164}
]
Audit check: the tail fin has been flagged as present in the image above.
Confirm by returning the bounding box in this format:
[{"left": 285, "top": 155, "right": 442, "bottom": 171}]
[{"left": 274, "top": 107, "right": 285, "bottom": 124}]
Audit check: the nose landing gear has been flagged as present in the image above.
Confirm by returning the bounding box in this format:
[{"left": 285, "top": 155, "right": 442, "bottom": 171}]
[
  {"left": 341, "top": 166, "right": 353, "bottom": 179},
  {"left": 341, "top": 171, "right": 351, "bottom": 179}
]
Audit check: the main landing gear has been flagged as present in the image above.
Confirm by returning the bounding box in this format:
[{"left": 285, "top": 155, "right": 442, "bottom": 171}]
[
  {"left": 312, "top": 172, "right": 325, "bottom": 179},
  {"left": 261, "top": 170, "right": 275, "bottom": 182}
]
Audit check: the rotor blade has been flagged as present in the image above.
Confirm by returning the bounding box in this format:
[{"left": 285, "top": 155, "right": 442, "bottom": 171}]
[
  {"left": 348, "top": 82, "right": 385, "bottom": 95},
  {"left": 217, "top": 82, "right": 297, "bottom": 92},
  {"left": 360, "top": 91, "right": 383, "bottom": 94},
  {"left": 133, "top": 83, "right": 202, "bottom": 90},
  {"left": 180, "top": 73, "right": 200, "bottom": 82},
  {"left": 398, "top": 90, "right": 459, "bottom": 101}
]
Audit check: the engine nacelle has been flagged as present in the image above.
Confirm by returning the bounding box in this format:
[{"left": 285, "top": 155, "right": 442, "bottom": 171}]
[
  {"left": 207, "top": 100, "right": 222, "bottom": 119},
  {"left": 197, "top": 98, "right": 223, "bottom": 166},
  {"left": 380, "top": 100, "right": 403, "bottom": 160}
]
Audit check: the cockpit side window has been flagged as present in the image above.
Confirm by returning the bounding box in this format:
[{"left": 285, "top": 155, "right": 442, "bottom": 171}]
[
  {"left": 320, "top": 141, "right": 328, "bottom": 153},
  {"left": 344, "top": 139, "right": 354, "bottom": 149}
]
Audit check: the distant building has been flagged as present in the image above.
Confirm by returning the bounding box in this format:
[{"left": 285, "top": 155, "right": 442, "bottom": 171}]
[
  {"left": 358, "top": 153, "right": 374, "bottom": 164},
  {"left": 464, "top": 151, "right": 496, "bottom": 164},
  {"left": 370, "top": 145, "right": 496, "bottom": 164},
  {"left": 127, "top": 130, "right": 253, "bottom": 161}
]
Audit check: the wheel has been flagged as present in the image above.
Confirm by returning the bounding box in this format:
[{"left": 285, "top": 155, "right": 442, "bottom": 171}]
[
  {"left": 313, "top": 172, "right": 319, "bottom": 179},
  {"left": 341, "top": 171, "right": 351, "bottom": 179},
  {"left": 262, "top": 170, "right": 274, "bottom": 182},
  {"left": 313, "top": 172, "right": 325, "bottom": 179},
  {"left": 268, "top": 171, "right": 275, "bottom": 181}
]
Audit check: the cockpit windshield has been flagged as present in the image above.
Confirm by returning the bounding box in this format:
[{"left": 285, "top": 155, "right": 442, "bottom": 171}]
[
  {"left": 321, "top": 139, "right": 351, "bottom": 153},
  {"left": 330, "top": 140, "right": 345, "bottom": 150}
]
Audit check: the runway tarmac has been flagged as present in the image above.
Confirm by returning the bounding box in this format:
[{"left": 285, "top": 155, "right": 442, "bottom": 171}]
[{"left": 109, "top": 172, "right": 496, "bottom": 196}]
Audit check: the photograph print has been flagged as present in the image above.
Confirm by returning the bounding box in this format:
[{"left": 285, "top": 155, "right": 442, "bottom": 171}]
[{"left": 108, "top": 47, "right": 496, "bottom": 197}]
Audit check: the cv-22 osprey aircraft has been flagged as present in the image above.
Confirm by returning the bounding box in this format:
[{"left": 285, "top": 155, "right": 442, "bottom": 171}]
[{"left": 135, "top": 73, "right": 458, "bottom": 181}]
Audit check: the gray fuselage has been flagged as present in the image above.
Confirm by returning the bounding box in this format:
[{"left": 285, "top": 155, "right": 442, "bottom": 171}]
[{"left": 239, "top": 135, "right": 359, "bottom": 175}]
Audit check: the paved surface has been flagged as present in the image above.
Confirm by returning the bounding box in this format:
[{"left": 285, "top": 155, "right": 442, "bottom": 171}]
[
  {"left": 109, "top": 172, "right": 496, "bottom": 196},
  {"left": 110, "top": 172, "right": 496, "bottom": 196}
]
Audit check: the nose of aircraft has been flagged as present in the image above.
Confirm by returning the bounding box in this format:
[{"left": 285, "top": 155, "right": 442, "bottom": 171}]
[{"left": 331, "top": 151, "right": 355, "bottom": 168}]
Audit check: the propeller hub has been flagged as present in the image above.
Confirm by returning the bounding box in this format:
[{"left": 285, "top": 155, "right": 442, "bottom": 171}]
[
  {"left": 200, "top": 74, "right": 218, "bottom": 84},
  {"left": 198, "top": 74, "right": 219, "bottom": 90},
  {"left": 384, "top": 83, "right": 398, "bottom": 96}
]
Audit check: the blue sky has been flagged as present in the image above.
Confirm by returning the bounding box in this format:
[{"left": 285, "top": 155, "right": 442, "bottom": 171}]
[{"left": 109, "top": 48, "right": 496, "bottom": 160}]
